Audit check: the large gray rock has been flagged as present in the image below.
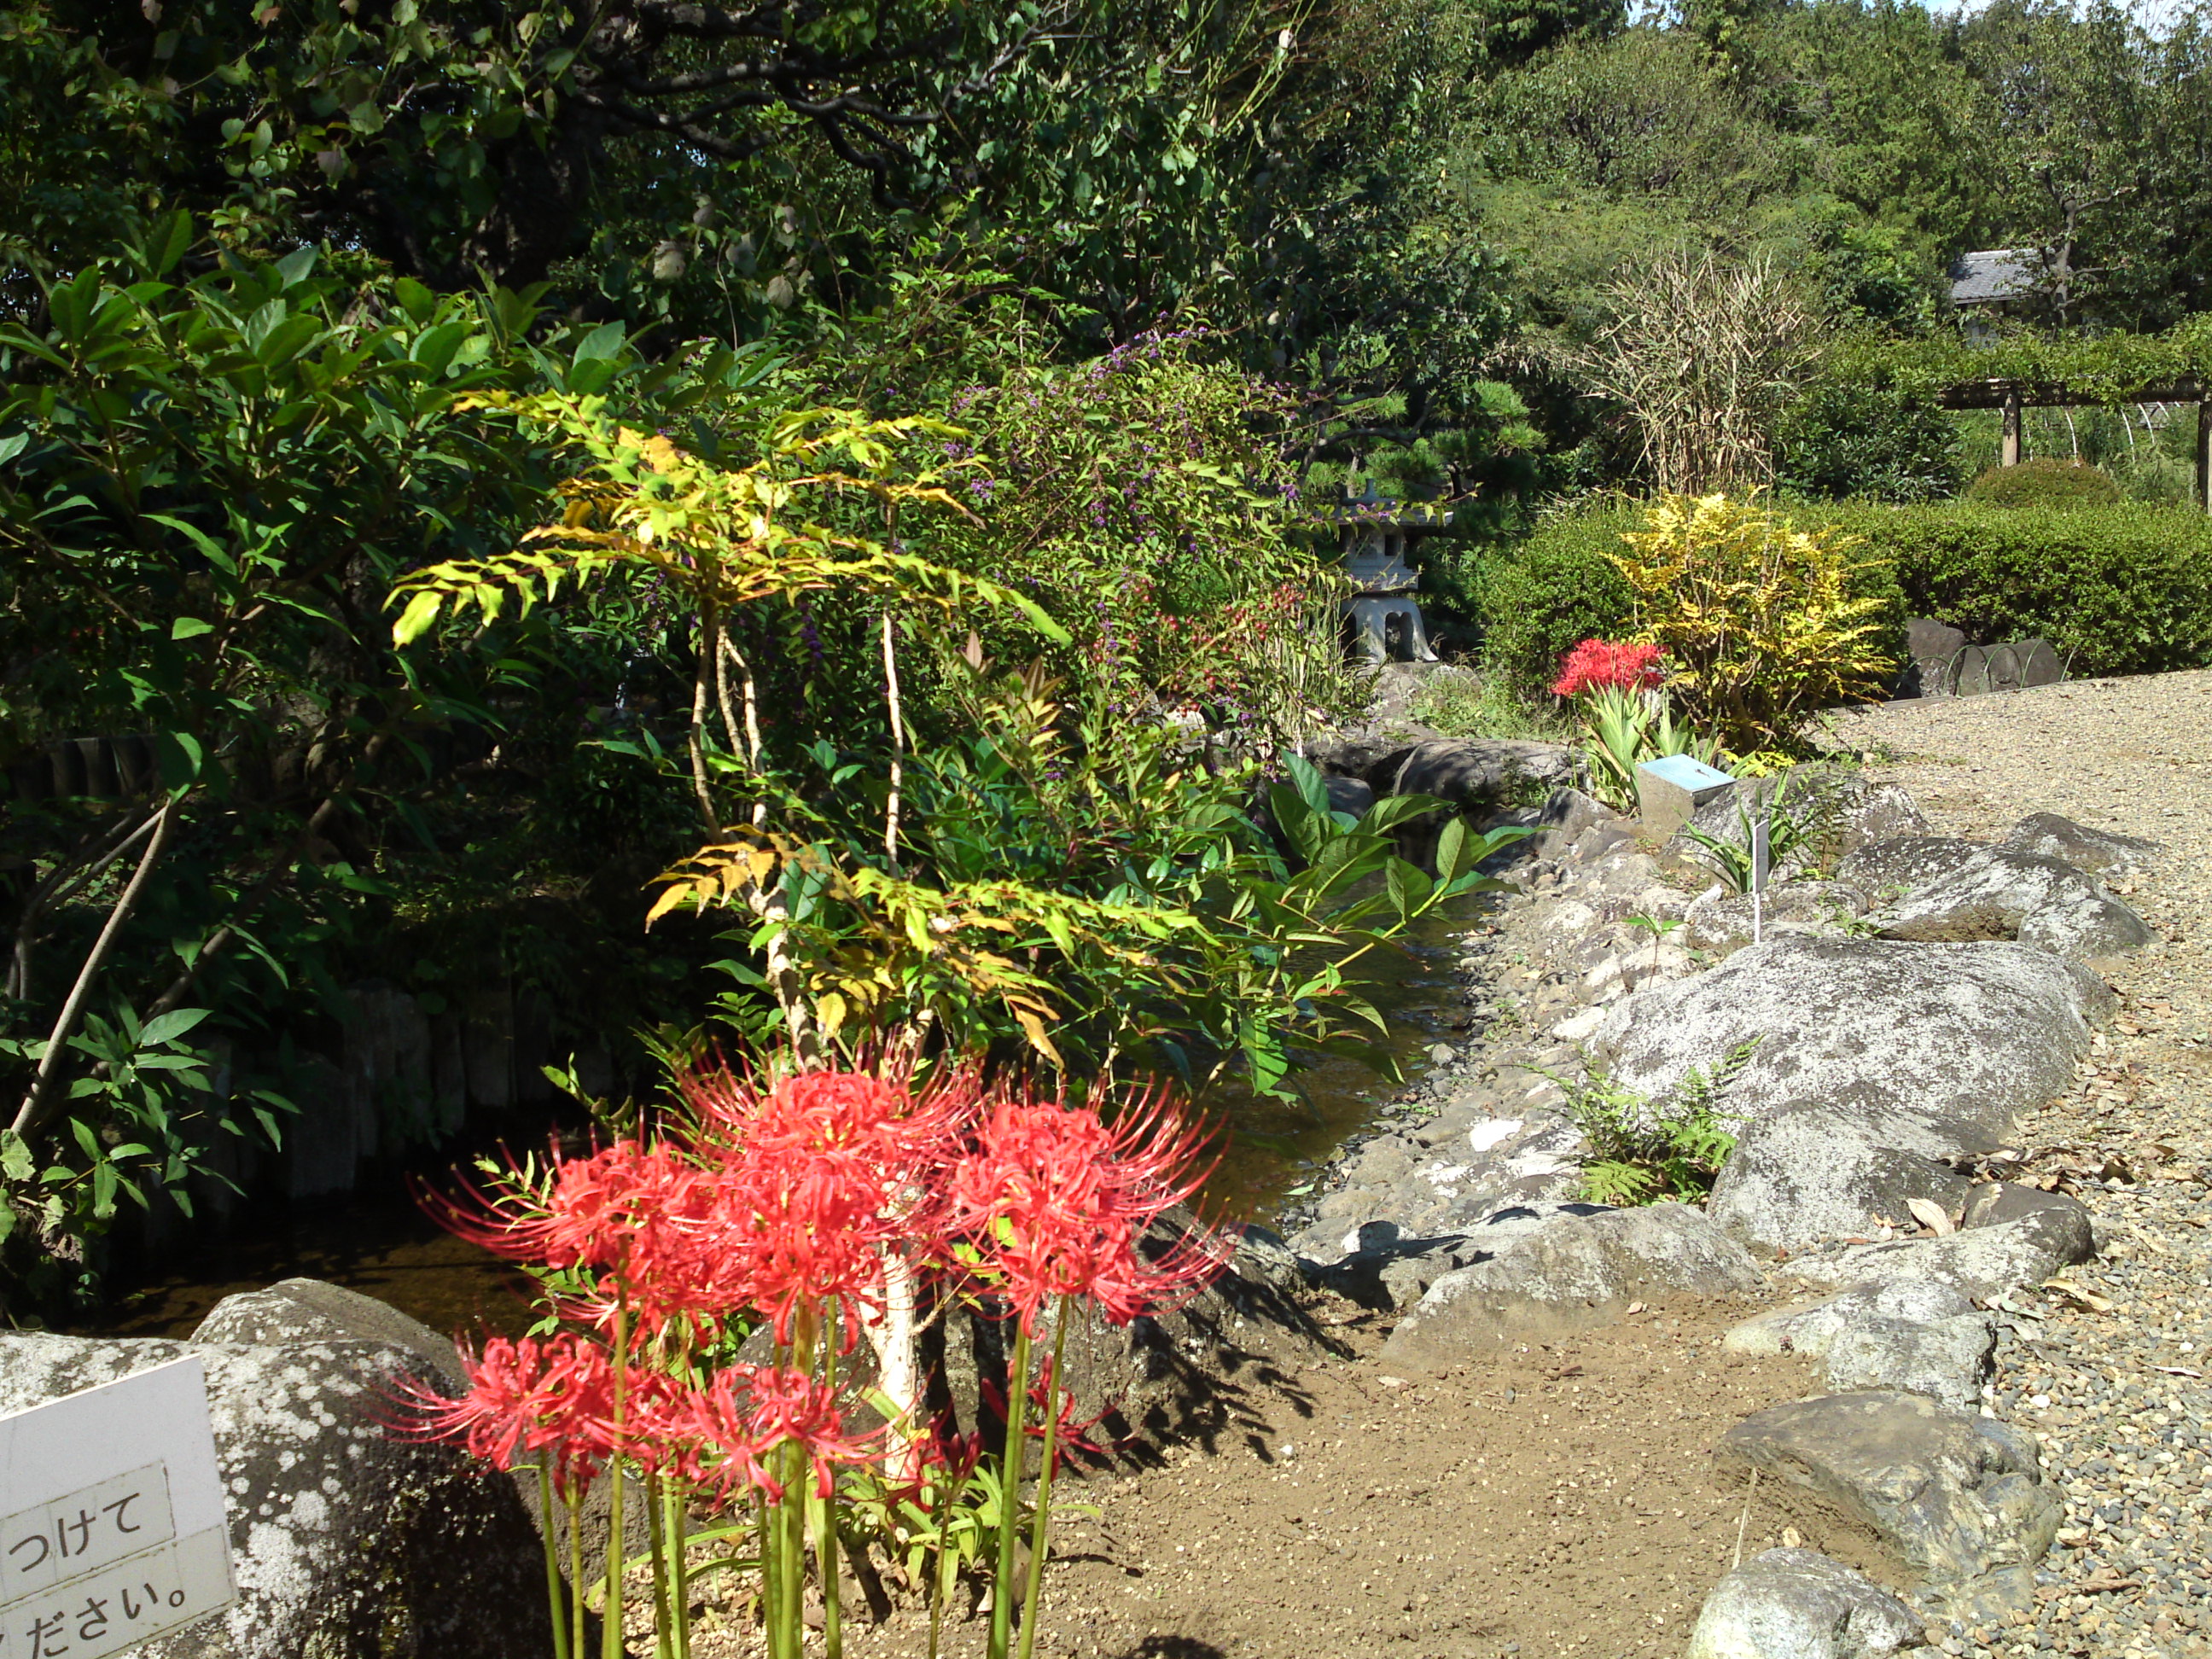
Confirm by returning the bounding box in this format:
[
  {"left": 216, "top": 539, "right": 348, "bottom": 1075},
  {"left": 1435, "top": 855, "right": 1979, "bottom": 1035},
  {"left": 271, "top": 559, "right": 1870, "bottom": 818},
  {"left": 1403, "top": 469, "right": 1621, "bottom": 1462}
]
[
  {"left": 1958, "top": 1182, "right": 2094, "bottom": 1240},
  {"left": 1871, "top": 847, "right": 2150, "bottom": 960},
  {"left": 1784, "top": 1208, "right": 2096, "bottom": 1301},
  {"left": 1668, "top": 772, "right": 1932, "bottom": 881},
  {"left": 1370, "top": 737, "right": 1580, "bottom": 808},
  {"left": 1685, "top": 1548, "right": 1928, "bottom": 1658},
  {"left": 192, "top": 1277, "right": 468, "bottom": 1390},
  {"left": 1834, "top": 838, "right": 1986, "bottom": 904},
  {"left": 1725, "top": 1283, "right": 1981, "bottom": 1359},
  {"left": 0, "top": 1330, "right": 550, "bottom": 1659},
  {"left": 1823, "top": 1313, "right": 1997, "bottom": 1413},
  {"left": 1708, "top": 1097, "right": 1998, "bottom": 1255},
  {"left": 1324, "top": 774, "right": 1377, "bottom": 819},
  {"left": 1589, "top": 936, "right": 2111, "bottom": 1138},
  {"left": 2000, "top": 812, "right": 2161, "bottom": 877},
  {"left": 1377, "top": 1203, "right": 1763, "bottom": 1368},
  {"left": 1716, "top": 1392, "right": 2062, "bottom": 1612},
  {"left": 1685, "top": 881, "right": 1871, "bottom": 956},
  {"left": 1306, "top": 1201, "right": 1617, "bottom": 1310},
  {"left": 1284, "top": 1115, "right": 1590, "bottom": 1266}
]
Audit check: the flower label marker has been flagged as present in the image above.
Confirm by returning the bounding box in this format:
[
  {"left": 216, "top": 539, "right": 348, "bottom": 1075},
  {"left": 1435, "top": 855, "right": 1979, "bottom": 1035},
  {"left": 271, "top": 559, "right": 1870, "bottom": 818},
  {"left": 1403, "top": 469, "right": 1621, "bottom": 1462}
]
[
  {"left": 1634, "top": 754, "right": 1736, "bottom": 841},
  {"left": 0, "top": 1358, "right": 236, "bottom": 1659}
]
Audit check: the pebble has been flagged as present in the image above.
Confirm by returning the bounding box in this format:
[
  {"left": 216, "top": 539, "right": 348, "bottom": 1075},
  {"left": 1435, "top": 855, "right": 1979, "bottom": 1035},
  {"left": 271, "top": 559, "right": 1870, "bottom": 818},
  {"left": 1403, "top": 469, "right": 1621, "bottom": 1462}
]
[{"left": 1837, "top": 670, "right": 2212, "bottom": 1659}]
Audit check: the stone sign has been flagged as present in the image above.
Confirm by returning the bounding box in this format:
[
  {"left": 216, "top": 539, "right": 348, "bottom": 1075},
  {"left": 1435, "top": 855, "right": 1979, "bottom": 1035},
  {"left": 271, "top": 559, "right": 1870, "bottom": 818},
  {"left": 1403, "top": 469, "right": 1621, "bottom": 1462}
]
[
  {"left": 1636, "top": 754, "right": 1736, "bottom": 841},
  {"left": 0, "top": 1359, "right": 235, "bottom": 1659}
]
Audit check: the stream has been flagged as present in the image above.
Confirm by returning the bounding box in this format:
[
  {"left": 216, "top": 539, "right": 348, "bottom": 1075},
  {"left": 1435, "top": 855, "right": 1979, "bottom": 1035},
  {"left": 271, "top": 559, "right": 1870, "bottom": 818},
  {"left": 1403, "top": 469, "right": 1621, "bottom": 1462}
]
[{"left": 74, "top": 897, "right": 1488, "bottom": 1343}]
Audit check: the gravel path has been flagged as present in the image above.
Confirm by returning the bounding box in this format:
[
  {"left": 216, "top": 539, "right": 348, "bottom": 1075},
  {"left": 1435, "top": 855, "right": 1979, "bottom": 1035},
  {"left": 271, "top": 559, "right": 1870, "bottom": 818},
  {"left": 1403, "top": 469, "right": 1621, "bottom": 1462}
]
[{"left": 1829, "top": 670, "right": 2212, "bottom": 1659}]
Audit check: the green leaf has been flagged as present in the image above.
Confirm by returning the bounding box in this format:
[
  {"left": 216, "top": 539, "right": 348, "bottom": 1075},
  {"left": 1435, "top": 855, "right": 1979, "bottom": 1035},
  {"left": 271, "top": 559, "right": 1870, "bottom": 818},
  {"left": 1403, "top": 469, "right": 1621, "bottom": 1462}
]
[
  {"left": 573, "top": 321, "right": 626, "bottom": 363},
  {"left": 391, "top": 589, "right": 447, "bottom": 646},
  {"left": 1434, "top": 816, "right": 1470, "bottom": 885},
  {"left": 1282, "top": 750, "right": 1333, "bottom": 819},
  {"left": 160, "top": 731, "right": 205, "bottom": 787},
  {"left": 171, "top": 617, "right": 216, "bottom": 640},
  {"left": 275, "top": 246, "right": 318, "bottom": 288}
]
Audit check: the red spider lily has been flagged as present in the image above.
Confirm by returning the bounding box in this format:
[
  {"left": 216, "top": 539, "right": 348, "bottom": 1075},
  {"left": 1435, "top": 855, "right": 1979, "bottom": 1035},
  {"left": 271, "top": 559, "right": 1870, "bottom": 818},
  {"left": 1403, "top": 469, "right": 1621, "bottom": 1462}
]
[
  {"left": 1551, "top": 638, "right": 1665, "bottom": 698},
  {"left": 950, "top": 1085, "right": 1230, "bottom": 1334},
  {"left": 389, "top": 1332, "right": 619, "bottom": 1499},
  {"left": 980, "top": 1355, "right": 1122, "bottom": 1476},
  {"left": 423, "top": 1138, "right": 700, "bottom": 1272},
  {"left": 681, "top": 1062, "right": 984, "bottom": 1345},
  {"left": 427, "top": 1141, "right": 751, "bottom": 1337},
  {"left": 661, "top": 1365, "right": 883, "bottom": 1505}
]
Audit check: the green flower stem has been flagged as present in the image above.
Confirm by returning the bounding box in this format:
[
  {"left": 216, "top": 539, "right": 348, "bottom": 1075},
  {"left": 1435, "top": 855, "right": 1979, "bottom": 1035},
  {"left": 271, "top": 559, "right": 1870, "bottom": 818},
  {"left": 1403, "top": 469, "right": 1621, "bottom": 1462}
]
[
  {"left": 665, "top": 1481, "right": 691, "bottom": 1659},
  {"left": 1016, "top": 1305, "right": 1071, "bottom": 1659},
  {"left": 819, "top": 1328, "right": 843, "bottom": 1659},
  {"left": 568, "top": 1487, "right": 587, "bottom": 1659},
  {"left": 603, "top": 1304, "right": 630, "bottom": 1659},
  {"left": 755, "top": 1489, "right": 785, "bottom": 1659},
  {"left": 645, "top": 1470, "right": 673, "bottom": 1659},
  {"left": 988, "top": 1319, "right": 1033, "bottom": 1659},
  {"left": 780, "top": 1443, "right": 806, "bottom": 1659},
  {"left": 538, "top": 1463, "right": 571, "bottom": 1659}
]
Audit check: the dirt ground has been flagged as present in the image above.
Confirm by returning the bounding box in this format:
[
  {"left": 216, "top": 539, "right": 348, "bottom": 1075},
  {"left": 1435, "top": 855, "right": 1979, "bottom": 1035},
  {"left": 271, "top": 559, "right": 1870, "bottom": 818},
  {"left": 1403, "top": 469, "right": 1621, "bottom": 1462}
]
[{"left": 816, "top": 1295, "right": 1822, "bottom": 1659}]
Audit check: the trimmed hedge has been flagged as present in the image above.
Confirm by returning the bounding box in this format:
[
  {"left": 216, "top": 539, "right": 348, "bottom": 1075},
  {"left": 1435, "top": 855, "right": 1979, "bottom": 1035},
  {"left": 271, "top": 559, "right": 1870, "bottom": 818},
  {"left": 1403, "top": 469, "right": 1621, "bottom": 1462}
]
[
  {"left": 1816, "top": 500, "right": 2212, "bottom": 678},
  {"left": 1963, "top": 457, "right": 2123, "bottom": 509},
  {"left": 1472, "top": 504, "right": 1639, "bottom": 693}
]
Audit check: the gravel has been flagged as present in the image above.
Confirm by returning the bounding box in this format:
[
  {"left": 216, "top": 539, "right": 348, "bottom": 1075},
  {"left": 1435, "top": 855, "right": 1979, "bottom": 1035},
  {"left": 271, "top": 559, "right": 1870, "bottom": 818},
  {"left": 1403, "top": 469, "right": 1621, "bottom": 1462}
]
[{"left": 1829, "top": 670, "right": 2212, "bottom": 1659}]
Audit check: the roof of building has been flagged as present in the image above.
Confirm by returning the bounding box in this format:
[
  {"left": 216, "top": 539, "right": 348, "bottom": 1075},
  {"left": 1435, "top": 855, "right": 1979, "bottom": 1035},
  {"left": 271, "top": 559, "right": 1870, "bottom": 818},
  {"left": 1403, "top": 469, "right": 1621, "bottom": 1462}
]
[{"left": 1949, "top": 248, "right": 2039, "bottom": 307}]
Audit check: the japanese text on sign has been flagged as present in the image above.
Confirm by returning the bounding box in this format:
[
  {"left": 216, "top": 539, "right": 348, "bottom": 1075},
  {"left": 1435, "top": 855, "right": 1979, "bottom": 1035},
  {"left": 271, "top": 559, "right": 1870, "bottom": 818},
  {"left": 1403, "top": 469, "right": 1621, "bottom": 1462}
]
[{"left": 0, "top": 1359, "right": 236, "bottom": 1659}]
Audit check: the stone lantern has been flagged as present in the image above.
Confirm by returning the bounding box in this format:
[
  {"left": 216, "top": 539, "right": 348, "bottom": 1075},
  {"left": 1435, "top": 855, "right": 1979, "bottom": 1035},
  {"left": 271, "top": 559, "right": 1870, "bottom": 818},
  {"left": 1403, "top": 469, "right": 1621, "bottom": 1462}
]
[{"left": 1336, "top": 491, "right": 1446, "bottom": 664}]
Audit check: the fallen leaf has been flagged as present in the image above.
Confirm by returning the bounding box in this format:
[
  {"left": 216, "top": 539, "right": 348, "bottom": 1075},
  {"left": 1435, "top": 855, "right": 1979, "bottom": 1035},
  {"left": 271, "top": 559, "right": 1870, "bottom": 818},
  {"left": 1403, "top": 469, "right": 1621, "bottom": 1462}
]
[
  {"left": 2041, "top": 1278, "right": 2117, "bottom": 1313},
  {"left": 1906, "top": 1197, "right": 1956, "bottom": 1237}
]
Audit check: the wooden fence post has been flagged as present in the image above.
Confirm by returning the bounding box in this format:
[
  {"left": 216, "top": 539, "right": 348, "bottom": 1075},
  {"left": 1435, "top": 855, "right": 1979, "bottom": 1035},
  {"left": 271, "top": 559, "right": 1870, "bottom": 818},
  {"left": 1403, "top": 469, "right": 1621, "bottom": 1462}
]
[
  {"left": 2197, "top": 399, "right": 2210, "bottom": 514},
  {"left": 2001, "top": 387, "right": 2023, "bottom": 468}
]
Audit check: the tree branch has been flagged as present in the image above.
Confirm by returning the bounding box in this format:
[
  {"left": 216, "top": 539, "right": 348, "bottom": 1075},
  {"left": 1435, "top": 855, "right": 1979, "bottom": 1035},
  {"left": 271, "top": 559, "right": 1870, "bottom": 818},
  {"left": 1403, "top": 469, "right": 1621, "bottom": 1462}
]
[{"left": 12, "top": 799, "right": 179, "bottom": 1141}]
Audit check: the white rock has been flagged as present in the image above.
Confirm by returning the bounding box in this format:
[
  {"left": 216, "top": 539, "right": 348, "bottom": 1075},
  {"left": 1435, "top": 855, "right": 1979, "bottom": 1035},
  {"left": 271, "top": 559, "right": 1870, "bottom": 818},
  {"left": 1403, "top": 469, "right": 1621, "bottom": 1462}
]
[
  {"left": 1551, "top": 1007, "right": 1605, "bottom": 1041},
  {"left": 1686, "top": 1547, "right": 1927, "bottom": 1658},
  {"left": 1466, "top": 1118, "right": 1524, "bottom": 1153}
]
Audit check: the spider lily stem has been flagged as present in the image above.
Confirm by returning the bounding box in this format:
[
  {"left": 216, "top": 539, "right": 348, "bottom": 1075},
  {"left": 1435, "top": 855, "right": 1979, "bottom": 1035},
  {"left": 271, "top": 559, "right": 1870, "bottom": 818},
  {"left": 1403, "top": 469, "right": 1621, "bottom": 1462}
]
[
  {"left": 988, "top": 1319, "right": 1032, "bottom": 1659},
  {"left": 1016, "top": 1305, "right": 1071, "bottom": 1659}
]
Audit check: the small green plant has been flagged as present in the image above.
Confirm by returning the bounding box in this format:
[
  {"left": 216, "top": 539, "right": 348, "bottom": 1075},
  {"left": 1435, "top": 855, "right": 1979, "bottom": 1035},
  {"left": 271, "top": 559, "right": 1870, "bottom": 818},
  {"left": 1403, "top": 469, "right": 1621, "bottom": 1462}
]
[
  {"left": 1621, "top": 913, "right": 1687, "bottom": 991},
  {"left": 1683, "top": 774, "right": 1819, "bottom": 893},
  {"left": 1555, "top": 1042, "right": 1756, "bottom": 1206},
  {"left": 1576, "top": 684, "right": 1718, "bottom": 814},
  {"left": 1408, "top": 669, "right": 1568, "bottom": 742}
]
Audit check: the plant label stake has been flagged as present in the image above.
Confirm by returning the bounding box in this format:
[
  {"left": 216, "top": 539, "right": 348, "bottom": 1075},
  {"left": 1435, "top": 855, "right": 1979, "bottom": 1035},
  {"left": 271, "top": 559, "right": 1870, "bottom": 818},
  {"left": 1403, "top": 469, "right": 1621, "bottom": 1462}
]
[
  {"left": 1750, "top": 812, "right": 1770, "bottom": 946},
  {"left": 0, "top": 1358, "right": 237, "bottom": 1659}
]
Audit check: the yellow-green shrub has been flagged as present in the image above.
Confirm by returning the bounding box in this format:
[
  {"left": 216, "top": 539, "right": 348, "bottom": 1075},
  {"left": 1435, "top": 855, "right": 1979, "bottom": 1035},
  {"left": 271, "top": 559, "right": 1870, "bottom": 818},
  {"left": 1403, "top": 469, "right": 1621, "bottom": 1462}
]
[{"left": 1612, "top": 494, "right": 1898, "bottom": 753}]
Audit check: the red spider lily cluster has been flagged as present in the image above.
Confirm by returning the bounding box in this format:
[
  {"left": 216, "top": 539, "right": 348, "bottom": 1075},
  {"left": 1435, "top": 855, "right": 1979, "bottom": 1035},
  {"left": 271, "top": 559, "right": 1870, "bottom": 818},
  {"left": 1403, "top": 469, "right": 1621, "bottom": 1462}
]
[
  {"left": 396, "top": 1060, "right": 1230, "bottom": 1659},
  {"left": 1551, "top": 637, "right": 1666, "bottom": 698}
]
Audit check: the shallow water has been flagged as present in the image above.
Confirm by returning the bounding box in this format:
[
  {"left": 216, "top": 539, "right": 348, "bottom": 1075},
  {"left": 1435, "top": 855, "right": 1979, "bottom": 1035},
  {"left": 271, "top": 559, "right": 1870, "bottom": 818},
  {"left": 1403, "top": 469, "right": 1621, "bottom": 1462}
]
[
  {"left": 73, "top": 904, "right": 1481, "bottom": 1342},
  {"left": 1193, "top": 894, "right": 1491, "bottom": 1221}
]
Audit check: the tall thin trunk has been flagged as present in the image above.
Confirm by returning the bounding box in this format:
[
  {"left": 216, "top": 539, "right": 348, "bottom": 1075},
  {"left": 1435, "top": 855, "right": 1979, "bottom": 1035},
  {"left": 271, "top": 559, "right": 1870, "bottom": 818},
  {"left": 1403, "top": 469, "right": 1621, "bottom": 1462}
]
[
  {"left": 882, "top": 612, "right": 905, "bottom": 868},
  {"left": 687, "top": 602, "right": 719, "bottom": 833},
  {"left": 12, "top": 799, "right": 178, "bottom": 1140}
]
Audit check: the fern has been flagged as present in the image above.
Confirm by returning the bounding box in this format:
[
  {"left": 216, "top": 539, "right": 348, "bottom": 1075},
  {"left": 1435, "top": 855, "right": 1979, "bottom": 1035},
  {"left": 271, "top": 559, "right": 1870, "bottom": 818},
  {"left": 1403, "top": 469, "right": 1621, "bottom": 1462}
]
[{"left": 1553, "top": 1040, "right": 1757, "bottom": 1205}]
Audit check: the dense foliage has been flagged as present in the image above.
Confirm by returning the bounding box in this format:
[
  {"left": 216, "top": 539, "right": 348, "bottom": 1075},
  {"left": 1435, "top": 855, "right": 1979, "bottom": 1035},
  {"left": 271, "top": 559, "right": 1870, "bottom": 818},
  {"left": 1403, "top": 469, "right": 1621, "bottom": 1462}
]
[
  {"left": 1819, "top": 499, "right": 2212, "bottom": 678},
  {"left": 1963, "top": 457, "right": 2125, "bottom": 507},
  {"left": 10, "top": 0, "right": 2212, "bottom": 1312}
]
